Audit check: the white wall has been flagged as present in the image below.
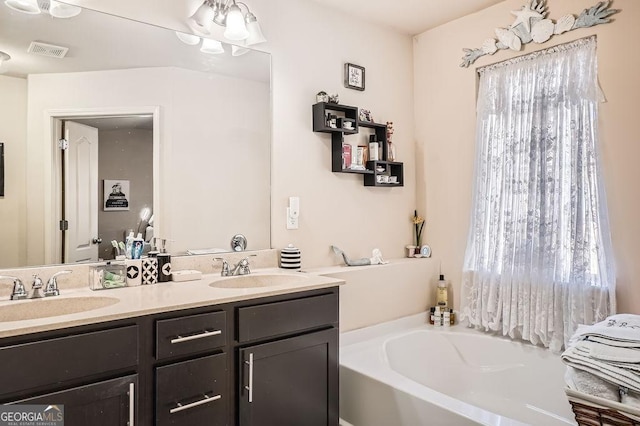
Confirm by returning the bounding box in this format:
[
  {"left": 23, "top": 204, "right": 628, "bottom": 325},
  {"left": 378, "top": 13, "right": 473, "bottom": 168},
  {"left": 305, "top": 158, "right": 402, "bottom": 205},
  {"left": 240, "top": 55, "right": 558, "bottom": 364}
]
[
  {"left": 66, "top": 0, "right": 416, "bottom": 268},
  {"left": 26, "top": 67, "right": 270, "bottom": 263},
  {"left": 414, "top": 0, "right": 640, "bottom": 314},
  {"left": 0, "top": 75, "right": 27, "bottom": 268}
]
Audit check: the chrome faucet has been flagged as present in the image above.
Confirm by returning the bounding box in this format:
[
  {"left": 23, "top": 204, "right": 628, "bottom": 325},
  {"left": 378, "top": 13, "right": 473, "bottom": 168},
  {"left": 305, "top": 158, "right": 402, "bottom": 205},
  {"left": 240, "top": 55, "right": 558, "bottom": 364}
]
[
  {"left": 0, "top": 275, "right": 27, "bottom": 300},
  {"left": 231, "top": 255, "right": 256, "bottom": 276},
  {"left": 44, "top": 270, "right": 72, "bottom": 297},
  {"left": 30, "top": 275, "right": 44, "bottom": 299},
  {"left": 214, "top": 258, "right": 232, "bottom": 277},
  {"left": 214, "top": 255, "right": 256, "bottom": 276}
]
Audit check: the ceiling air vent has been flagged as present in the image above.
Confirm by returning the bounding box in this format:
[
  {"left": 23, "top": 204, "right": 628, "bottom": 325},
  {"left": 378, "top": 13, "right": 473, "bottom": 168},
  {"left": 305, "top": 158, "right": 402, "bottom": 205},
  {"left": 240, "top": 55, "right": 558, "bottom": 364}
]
[
  {"left": 37, "top": 0, "right": 50, "bottom": 12},
  {"left": 27, "top": 41, "right": 69, "bottom": 59}
]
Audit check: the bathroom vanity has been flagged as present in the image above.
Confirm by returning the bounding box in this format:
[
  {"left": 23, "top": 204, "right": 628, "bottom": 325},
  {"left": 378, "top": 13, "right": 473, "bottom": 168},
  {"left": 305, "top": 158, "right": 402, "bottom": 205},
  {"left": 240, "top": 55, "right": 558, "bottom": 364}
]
[{"left": 0, "top": 276, "right": 340, "bottom": 425}]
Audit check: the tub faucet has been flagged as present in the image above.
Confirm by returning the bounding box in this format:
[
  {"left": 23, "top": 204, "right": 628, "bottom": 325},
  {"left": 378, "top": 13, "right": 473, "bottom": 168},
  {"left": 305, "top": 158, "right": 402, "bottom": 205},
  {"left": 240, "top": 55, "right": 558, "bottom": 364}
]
[
  {"left": 44, "top": 270, "right": 72, "bottom": 297},
  {"left": 0, "top": 275, "right": 27, "bottom": 300}
]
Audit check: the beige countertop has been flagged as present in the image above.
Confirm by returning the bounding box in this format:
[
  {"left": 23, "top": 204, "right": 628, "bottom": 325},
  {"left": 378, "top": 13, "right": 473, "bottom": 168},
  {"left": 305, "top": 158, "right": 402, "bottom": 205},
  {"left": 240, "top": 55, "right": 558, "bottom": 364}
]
[{"left": 0, "top": 268, "right": 343, "bottom": 339}]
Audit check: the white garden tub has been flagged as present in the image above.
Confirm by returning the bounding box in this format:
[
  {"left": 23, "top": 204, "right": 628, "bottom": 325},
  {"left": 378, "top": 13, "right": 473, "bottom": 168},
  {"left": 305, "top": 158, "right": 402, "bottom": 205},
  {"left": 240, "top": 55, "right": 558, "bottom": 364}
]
[{"left": 340, "top": 314, "right": 576, "bottom": 425}]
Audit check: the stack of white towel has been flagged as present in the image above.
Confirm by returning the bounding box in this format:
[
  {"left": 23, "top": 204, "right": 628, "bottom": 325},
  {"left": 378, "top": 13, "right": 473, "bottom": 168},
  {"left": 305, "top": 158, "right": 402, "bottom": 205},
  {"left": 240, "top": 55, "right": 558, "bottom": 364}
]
[{"left": 562, "top": 314, "right": 640, "bottom": 408}]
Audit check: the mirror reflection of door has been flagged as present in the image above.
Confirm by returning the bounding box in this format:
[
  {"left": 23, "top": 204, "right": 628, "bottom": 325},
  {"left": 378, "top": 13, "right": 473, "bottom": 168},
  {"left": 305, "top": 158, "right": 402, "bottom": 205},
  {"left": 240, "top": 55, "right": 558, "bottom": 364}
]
[
  {"left": 57, "top": 115, "right": 154, "bottom": 263},
  {"left": 63, "top": 120, "right": 99, "bottom": 263}
]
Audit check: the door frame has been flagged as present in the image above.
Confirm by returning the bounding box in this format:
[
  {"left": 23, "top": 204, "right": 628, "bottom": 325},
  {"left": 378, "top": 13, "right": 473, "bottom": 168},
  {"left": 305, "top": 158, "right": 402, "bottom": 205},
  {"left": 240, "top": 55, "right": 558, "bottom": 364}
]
[{"left": 43, "top": 106, "right": 161, "bottom": 265}]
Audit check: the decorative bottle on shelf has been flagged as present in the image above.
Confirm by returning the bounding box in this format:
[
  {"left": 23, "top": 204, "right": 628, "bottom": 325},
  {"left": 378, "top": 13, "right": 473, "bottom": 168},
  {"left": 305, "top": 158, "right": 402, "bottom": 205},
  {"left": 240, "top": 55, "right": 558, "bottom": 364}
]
[
  {"left": 386, "top": 121, "right": 396, "bottom": 161},
  {"left": 369, "top": 135, "right": 379, "bottom": 161},
  {"left": 436, "top": 274, "right": 448, "bottom": 307}
]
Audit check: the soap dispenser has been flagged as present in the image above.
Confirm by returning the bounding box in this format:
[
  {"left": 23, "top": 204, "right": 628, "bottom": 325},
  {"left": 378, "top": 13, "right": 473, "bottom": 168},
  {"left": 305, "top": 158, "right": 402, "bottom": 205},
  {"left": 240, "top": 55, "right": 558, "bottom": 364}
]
[
  {"left": 436, "top": 274, "right": 448, "bottom": 307},
  {"left": 157, "top": 238, "right": 172, "bottom": 282}
]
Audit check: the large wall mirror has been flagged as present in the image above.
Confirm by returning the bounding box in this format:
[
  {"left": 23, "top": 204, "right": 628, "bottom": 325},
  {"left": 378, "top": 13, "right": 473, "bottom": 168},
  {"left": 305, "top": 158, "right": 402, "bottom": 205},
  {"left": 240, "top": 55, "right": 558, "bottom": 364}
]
[{"left": 0, "top": 1, "right": 271, "bottom": 269}]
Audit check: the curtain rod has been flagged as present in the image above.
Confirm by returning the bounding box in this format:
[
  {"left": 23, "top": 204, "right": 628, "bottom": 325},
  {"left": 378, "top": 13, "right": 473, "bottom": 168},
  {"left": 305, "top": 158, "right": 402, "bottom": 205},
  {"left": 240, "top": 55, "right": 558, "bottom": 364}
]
[{"left": 476, "top": 35, "right": 597, "bottom": 74}]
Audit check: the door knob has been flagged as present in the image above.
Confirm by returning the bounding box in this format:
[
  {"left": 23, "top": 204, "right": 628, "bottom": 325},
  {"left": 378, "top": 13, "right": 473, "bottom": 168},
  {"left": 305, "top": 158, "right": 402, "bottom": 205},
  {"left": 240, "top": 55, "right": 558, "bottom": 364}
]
[{"left": 92, "top": 238, "right": 103, "bottom": 244}]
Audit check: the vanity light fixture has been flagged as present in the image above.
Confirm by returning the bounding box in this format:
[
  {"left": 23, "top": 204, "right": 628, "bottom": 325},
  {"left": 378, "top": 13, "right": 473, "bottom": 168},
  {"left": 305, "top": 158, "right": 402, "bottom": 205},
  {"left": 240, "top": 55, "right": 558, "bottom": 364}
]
[
  {"left": 175, "top": 31, "right": 201, "bottom": 46},
  {"left": 231, "top": 44, "right": 249, "bottom": 57},
  {"left": 0, "top": 51, "right": 10, "bottom": 73},
  {"left": 189, "top": 0, "right": 266, "bottom": 46},
  {"left": 48, "top": 0, "right": 81, "bottom": 18},
  {"left": 174, "top": 31, "right": 225, "bottom": 55},
  {"left": 4, "top": 0, "right": 40, "bottom": 14},
  {"left": 200, "top": 38, "right": 225, "bottom": 54},
  {"left": 3, "top": 0, "right": 81, "bottom": 18}
]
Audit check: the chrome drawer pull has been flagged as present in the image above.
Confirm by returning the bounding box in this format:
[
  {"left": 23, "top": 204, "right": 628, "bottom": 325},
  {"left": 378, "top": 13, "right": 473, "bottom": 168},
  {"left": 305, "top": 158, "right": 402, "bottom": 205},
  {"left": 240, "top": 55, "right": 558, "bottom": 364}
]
[
  {"left": 245, "top": 352, "right": 254, "bottom": 403},
  {"left": 128, "top": 382, "right": 135, "bottom": 426},
  {"left": 170, "top": 329, "right": 222, "bottom": 344},
  {"left": 169, "top": 394, "right": 221, "bottom": 414}
]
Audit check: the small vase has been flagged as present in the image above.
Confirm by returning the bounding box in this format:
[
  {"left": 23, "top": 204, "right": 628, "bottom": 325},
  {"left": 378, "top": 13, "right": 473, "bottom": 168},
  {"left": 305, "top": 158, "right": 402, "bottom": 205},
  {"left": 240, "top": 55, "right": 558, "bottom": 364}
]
[{"left": 405, "top": 245, "right": 416, "bottom": 258}]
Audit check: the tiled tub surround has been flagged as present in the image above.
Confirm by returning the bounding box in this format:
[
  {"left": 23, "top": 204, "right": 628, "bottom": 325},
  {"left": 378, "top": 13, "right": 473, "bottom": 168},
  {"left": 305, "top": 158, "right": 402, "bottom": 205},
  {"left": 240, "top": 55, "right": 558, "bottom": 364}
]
[{"left": 340, "top": 314, "right": 575, "bottom": 426}]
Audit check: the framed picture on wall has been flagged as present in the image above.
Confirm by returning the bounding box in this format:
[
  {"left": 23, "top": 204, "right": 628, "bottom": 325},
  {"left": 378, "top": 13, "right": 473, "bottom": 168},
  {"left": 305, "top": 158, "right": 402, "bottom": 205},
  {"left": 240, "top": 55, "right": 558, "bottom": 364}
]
[
  {"left": 104, "top": 179, "right": 130, "bottom": 211},
  {"left": 0, "top": 142, "right": 4, "bottom": 197},
  {"left": 344, "top": 63, "right": 365, "bottom": 91}
]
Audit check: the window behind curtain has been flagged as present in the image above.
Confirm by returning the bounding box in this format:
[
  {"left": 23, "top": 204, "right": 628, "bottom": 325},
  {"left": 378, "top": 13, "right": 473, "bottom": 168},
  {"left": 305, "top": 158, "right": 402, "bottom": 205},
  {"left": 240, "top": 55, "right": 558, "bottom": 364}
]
[{"left": 461, "top": 36, "right": 615, "bottom": 352}]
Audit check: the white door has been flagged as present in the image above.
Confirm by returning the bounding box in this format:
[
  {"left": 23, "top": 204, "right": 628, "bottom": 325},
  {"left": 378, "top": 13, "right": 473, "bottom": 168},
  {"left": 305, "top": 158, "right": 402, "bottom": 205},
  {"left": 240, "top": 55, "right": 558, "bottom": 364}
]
[{"left": 64, "top": 121, "right": 99, "bottom": 263}]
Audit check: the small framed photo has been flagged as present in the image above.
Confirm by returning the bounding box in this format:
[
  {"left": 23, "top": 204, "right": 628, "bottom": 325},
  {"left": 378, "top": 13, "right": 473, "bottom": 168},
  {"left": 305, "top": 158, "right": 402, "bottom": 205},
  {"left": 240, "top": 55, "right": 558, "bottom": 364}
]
[
  {"left": 104, "top": 179, "right": 130, "bottom": 211},
  {"left": 344, "top": 63, "right": 365, "bottom": 91}
]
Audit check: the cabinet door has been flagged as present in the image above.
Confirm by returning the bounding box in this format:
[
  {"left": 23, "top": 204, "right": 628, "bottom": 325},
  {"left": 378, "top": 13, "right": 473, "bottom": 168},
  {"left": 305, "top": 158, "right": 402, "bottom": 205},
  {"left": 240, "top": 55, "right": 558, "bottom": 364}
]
[
  {"left": 239, "top": 328, "right": 338, "bottom": 426},
  {"left": 12, "top": 375, "right": 137, "bottom": 426}
]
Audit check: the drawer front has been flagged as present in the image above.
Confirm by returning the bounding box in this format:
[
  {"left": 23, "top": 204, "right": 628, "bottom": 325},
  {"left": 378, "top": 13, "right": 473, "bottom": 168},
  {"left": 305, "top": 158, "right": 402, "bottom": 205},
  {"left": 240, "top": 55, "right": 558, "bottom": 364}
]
[
  {"left": 156, "top": 353, "right": 227, "bottom": 426},
  {"left": 156, "top": 311, "right": 226, "bottom": 360},
  {"left": 0, "top": 325, "right": 138, "bottom": 397},
  {"left": 237, "top": 291, "right": 338, "bottom": 343}
]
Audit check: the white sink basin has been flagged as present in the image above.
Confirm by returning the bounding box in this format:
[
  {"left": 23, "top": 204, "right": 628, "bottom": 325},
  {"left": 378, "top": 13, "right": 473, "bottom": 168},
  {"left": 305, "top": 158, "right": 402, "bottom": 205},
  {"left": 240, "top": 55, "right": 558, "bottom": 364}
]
[
  {"left": 209, "top": 273, "right": 309, "bottom": 289},
  {"left": 0, "top": 296, "right": 120, "bottom": 322}
]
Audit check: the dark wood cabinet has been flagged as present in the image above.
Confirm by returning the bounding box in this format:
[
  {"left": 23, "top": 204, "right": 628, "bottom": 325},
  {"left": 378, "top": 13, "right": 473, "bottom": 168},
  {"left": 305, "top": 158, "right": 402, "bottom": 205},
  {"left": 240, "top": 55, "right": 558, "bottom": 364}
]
[
  {"left": 0, "top": 286, "right": 339, "bottom": 426},
  {"left": 238, "top": 328, "right": 338, "bottom": 426},
  {"left": 236, "top": 291, "right": 339, "bottom": 426},
  {"left": 13, "top": 375, "right": 137, "bottom": 426}
]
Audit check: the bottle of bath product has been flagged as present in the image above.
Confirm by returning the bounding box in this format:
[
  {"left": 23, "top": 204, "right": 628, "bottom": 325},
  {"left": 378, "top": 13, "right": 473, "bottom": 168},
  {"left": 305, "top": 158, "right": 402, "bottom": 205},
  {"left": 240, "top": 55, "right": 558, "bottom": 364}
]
[
  {"left": 444, "top": 309, "right": 451, "bottom": 327},
  {"left": 125, "top": 232, "right": 135, "bottom": 259},
  {"left": 132, "top": 234, "right": 144, "bottom": 259},
  {"left": 369, "top": 135, "right": 379, "bottom": 161},
  {"left": 437, "top": 274, "right": 448, "bottom": 306}
]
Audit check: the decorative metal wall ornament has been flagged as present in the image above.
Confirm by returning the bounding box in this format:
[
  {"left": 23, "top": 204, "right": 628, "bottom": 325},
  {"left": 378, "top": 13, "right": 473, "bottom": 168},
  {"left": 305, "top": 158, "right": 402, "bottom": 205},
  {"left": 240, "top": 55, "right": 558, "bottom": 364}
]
[{"left": 460, "top": 0, "right": 620, "bottom": 68}]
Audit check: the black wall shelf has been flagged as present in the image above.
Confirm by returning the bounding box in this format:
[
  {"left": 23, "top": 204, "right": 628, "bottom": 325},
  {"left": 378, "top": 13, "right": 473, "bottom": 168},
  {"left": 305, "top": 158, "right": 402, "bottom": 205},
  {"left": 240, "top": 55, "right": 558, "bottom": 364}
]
[{"left": 313, "top": 102, "right": 404, "bottom": 187}]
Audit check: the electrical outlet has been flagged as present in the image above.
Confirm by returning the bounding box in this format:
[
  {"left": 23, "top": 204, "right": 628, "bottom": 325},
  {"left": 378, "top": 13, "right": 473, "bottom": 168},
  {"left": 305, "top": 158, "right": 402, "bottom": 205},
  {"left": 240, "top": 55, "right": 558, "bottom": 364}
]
[{"left": 286, "top": 207, "right": 299, "bottom": 230}]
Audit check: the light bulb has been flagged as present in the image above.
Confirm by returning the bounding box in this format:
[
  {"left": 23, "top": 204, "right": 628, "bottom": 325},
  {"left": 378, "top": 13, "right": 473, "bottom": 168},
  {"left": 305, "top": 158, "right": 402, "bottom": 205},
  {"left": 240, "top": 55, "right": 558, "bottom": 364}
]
[
  {"left": 200, "top": 38, "right": 224, "bottom": 54},
  {"left": 223, "top": 3, "right": 248, "bottom": 41},
  {"left": 245, "top": 20, "right": 266, "bottom": 46},
  {"left": 49, "top": 0, "right": 81, "bottom": 18},
  {"left": 175, "top": 31, "right": 201, "bottom": 46},
  {"left": 189, "top": 1, "right": 214, "bottom": 35},
  {"left": 4, "top": 0, "right": 40, "bottom": 14},
  {"left": 232, "top": 45, "right": 249, "bottom": 57}
]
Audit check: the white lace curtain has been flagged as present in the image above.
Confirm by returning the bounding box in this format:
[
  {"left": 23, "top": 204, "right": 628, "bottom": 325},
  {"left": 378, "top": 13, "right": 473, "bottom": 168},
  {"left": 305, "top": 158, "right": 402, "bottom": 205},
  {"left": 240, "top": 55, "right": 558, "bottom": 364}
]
[{"left": 461, "top": 37, "right": 616, "bottom": 352}]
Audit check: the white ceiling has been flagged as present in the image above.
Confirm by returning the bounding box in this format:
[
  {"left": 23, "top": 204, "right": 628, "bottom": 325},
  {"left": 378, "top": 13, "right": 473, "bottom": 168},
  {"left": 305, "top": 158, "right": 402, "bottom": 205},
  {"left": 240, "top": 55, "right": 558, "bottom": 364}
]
[{"left": 310, "top": 0, "right": 505, "bottom": 35}]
